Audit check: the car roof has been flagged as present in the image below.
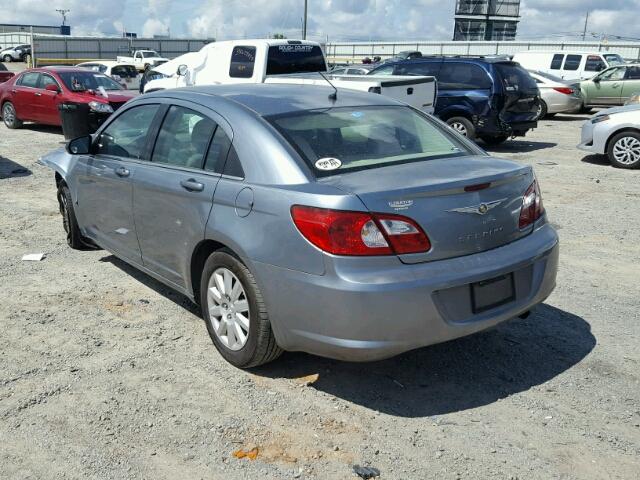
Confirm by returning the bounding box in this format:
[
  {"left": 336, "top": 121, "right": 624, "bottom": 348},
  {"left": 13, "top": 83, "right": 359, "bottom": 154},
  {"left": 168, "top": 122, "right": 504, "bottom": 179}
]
[
  {"left": 146, "top": 83, "right": 400, "bottom": 117},
  {"left": 38, "top": 66, "right": 103, "bottom": 73},
  {"left": 382, "top": 56, "right": 511, "bottom": 66},
  {"left": 78, "top": 61, "right": 132, "bottom": 67}
]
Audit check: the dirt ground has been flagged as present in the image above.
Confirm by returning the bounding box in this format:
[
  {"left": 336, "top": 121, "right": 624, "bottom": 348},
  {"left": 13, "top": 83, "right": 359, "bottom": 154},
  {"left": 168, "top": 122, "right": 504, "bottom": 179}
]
[{"left": 0, "top": 111, "right": 639, "bottom": 479}]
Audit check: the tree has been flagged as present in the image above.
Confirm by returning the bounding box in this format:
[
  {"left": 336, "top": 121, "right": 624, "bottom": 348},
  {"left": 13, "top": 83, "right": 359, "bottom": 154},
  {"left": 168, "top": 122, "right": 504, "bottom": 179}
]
[{"left": 271, "top": 33, "right": 286, "bottom": 39}]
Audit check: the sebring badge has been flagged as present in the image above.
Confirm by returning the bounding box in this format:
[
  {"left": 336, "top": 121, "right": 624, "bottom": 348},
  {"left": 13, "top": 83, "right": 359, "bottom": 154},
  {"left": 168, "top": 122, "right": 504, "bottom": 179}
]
[
  {"left": 388, "top": 200, "right": 414, "bottom": 210},
  {"left": 447, "top": 198, "right": 507, "bottom": 215}
]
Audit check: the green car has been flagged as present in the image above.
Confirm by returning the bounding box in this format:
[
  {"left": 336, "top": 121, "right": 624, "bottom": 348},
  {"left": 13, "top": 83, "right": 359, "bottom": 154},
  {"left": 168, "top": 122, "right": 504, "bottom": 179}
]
[{"left": 580, "top": 64, "right": 640, "bottom": 108}]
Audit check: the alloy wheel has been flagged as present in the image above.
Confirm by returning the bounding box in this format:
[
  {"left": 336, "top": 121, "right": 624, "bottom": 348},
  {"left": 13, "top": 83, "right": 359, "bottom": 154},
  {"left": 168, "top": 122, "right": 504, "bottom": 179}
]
[
  {"left": 449, "top": 122, "right": 468, "bottom": 136},
  {"left": 3, "top": 103, "right": 15, "bottom": 126},
  {"left": 207, "top": 267, "right": 250, "bottom": 351},
  {"left": 612, "top": 136, "right": 640, "bottom": 165}
]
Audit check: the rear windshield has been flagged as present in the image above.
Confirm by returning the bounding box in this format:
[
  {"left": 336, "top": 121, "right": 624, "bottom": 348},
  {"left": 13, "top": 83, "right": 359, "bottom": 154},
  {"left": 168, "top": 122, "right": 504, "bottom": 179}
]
[
  {"left": 532, "top": 70, "right": 564, "bottom": 83},
  {"left": 495, "top": 63, "right": 537, "bottom": 92},
  {"left": 268, "top": 106, "right": 470, "bottom": 177},
  {"left": 604, "top": 54, "right": 625, "bottom": 66},
  {"left": 111, "top": 65, "right": 138, "bottom": 78},
  {"left": 58, "top": 71, "right": 123, "bottom": 91},
  {"left": 266, "top": 45, "right": 326, "bottom": 75}
]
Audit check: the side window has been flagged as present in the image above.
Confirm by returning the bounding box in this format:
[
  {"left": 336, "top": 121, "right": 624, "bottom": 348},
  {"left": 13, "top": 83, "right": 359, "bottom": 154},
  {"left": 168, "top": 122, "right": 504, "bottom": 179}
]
[
  {"left": 371, "top": 64, "right": 395, "bottom": 76},
  {"left": 230, "top": 46, "right": 256, "bottom": 78},
  {"left": 625, "top": 66, "right": 640, "bottom": 80},
  {"left": 152, "top": 106, "right": 216, "bottom": 169},
  {"left": 599, "top": 67, "right": 626, "bottom": 81},
  {"left": 17, "top": 72, "right": 40, "bottom": 87},
  {"left": 398, "top": 62, "right": 441, "bottom": 77},
  {"left": 550, "top": 54, "right": 564, "bottom": 70},
  {"left": 585, "top": 55, "right": 606, "bottom": 72},
  {"left": 437, "top": 63, "right": 491, "bottom": 90},
  {"left": 204, "top": 126, "right": 232, "bottom": 173},
  {"left": 39, "top": 74, "right": 59, "bottom": 89},
  {"left": 96, "top": 105, "right": 160, "bottom": 159},
  {"left": 223, "top": 146, "right": 245, "bottom": 178},
  {"left": 563, "top": 55, "right": 582, "bottom": 71}
]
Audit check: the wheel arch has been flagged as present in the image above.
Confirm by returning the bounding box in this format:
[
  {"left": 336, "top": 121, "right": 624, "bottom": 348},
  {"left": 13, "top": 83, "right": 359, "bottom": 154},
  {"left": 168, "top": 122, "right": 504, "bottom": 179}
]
[
  {"left": 605, "top": 127, "right": 640, "bottom": 154},
  {"left": 438, "top": 108, "right": 473, "bottom": 122},
  {"left": 190, "top": 239, "right": 240, "bottom": 304}
]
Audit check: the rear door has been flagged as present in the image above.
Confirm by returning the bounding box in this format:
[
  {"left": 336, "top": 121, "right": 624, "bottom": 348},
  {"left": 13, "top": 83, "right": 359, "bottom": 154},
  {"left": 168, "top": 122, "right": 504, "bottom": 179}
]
[
  {"left": 434, "top": 61, "right": 491, "bottom": 115},
  {"left": 560, "top": 54, "right": 583, "bottom": 80},
  {"left": 12, "top": 72, "right": 40, "bottom": 121},
  {"left": 132, "top": 102, "right": 225, "bottom": 289},
  {"left": 621, "top": 66, "right": 640, "bottom": 103},
  {"left": 76, "top": 103, "right": 161, "bottom": 264}
]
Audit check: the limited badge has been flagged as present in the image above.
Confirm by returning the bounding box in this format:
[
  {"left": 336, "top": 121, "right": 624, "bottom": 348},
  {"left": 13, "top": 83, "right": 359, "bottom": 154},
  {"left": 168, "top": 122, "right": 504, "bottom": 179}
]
[{"left": 315, "top": 158, "right": 342, "bottom": 171}]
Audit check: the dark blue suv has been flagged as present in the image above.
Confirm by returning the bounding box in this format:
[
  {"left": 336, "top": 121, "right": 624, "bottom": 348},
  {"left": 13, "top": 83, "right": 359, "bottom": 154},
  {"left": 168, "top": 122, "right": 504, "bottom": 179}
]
[{"left": 369, "top": 57, "right": 540, "bottom": 145}]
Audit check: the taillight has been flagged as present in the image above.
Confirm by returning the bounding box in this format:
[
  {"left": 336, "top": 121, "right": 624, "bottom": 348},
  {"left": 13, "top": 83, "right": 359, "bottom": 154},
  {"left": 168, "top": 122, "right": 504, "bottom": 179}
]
[
  {"left": 291, "top": 206, "right": 430, "bottom": 256},
  {"left": 519, "top": 180, "right": 545, "bottom": 229},
  {"left": 553, "top": 87, "right": 574, "bottom": 95}
]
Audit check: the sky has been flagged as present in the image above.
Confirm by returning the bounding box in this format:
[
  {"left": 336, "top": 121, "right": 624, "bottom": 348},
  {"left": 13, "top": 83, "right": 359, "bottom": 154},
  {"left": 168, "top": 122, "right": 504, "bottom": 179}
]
[{"left": 2, "top": 0, "right": 640, "bottom": 42}]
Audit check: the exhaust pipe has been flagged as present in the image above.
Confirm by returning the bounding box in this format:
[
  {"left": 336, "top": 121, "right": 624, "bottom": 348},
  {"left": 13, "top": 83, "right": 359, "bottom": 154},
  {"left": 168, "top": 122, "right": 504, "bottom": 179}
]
[{"left": 518, "top": 310, "right": 531, "bottom": 319}]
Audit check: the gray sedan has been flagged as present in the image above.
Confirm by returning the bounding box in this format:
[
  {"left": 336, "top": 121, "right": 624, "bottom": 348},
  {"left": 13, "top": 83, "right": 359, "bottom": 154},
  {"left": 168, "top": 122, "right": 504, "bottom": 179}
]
[
  {"left": 528, "top": 70, "right": 583, "bottom": 118},
  {"left": 42, "top": 84, "right": 559, "bottom": 368}
]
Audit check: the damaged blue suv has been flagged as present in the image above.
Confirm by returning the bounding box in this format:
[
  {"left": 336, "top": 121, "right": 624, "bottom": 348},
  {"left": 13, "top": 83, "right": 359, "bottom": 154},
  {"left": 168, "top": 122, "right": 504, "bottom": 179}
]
[{"left": 369, "top": 56, "right": 541, "bottom": 145}]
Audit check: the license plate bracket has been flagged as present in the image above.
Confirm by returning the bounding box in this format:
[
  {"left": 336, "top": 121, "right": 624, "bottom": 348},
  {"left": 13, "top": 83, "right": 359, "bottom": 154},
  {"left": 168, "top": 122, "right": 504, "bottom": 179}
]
[{"left": 470, "top": 273, "right": 515, "bottom": 314}]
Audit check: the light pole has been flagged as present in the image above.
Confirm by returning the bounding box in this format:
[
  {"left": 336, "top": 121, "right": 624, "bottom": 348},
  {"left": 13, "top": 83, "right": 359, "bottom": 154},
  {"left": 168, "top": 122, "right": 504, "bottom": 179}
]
[
  {"left": 302, "top": 0, "right": 308, "bottom": 40},
  {"left": 56, "top": 8, "right": 70, "bottom": 26}
]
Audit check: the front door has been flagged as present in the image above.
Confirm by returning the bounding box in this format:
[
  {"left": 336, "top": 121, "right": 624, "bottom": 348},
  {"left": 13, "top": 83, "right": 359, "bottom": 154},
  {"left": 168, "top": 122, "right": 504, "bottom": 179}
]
[
  {"left": 587, "top": 66, "right": 626, "bottom": 105},
  {"left": 76, "top": 103, "right": 161, "bottom": 264},
  {"left": 133, "top": 103, "right": 228, "bottom": 289},
  {"left": 621, "top": 66, "right": 640, "bottom": 103}
]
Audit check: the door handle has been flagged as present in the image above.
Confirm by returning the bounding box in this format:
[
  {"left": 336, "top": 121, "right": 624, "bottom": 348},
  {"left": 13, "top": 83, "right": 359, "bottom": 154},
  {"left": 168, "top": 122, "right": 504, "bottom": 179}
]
[
  {"left": 11, "top": 89, "right": 16, "bottom": 94},
  {"left": 612, "top": 83, "right": 620, "bottom": 88},
  {"left": 34, "top": 92, "right": 42, "bottom": 97},
  {"left": 115, "top": 167, "right": 130, "bottom": 177},
  {"left": 180, "top": 178, "right": 204, "bottom": 192}
]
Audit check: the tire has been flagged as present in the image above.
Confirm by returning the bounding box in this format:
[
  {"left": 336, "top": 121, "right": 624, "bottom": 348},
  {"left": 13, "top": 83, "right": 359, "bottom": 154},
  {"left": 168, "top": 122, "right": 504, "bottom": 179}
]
[
  {"left": 2, "top": 54, "right": 12, "bottom": 63},
  {"left": 480, "top": 135, "right": 509, "bottom": 146},
  {"left": 57, "top": 184, "right": 93, "bottom": 249},
  {"left": 446, "top": 116, "right": 475, "bottom": 139},
  {"left": 2, "top": 102, "right": 23, "bottom": 129},
  {"left": 537, "top": 100, "right": 548, "bottom": 119},
  {"left": 200, "top": 250, "right": 283, "bottom": 368},
  {"left": 607, "top": 131, "right": 640, "bottom": 169}
]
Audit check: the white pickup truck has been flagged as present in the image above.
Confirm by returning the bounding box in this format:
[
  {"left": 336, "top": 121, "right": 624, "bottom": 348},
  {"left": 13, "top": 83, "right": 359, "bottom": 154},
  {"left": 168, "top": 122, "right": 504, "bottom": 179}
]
[
  {"left": 145, "top": 39, "right": 436, "bottom": 114},
  {"left": 116, "top": 49, "right": 169, "bottom": 71}
]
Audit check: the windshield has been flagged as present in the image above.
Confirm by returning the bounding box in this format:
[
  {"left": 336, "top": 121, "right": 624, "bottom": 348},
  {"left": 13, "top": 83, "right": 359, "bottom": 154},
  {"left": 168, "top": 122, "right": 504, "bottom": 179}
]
[
  {"left": 604, "top": 54, "right": 625, "bottom": 66},
  {"left": 268, "top": 106, "right": 470, "bottom": 177},
  {"left": 496, "top": 63, "right": 537, "bottom": 92},
  {"left": 58, "top": 71, "right": 124, "bottom": 91},
  {"left": 141, "top": 51, "right": 159, "bottom": 58},
  {"left": 267, "top": 45, "right": 326, "bottom": 75}
]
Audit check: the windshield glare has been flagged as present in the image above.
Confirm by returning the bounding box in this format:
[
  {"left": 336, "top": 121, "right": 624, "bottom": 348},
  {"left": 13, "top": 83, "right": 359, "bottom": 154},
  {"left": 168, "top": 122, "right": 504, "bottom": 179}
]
[
  {"left": 268, "top": 106, "right": 470, "bottom": 176},
  {"left": 59, "top": 71, "right": 123, "bottom": 91},
  {"left": 604, "top": 54, "right": 625, "bottom": 66}
]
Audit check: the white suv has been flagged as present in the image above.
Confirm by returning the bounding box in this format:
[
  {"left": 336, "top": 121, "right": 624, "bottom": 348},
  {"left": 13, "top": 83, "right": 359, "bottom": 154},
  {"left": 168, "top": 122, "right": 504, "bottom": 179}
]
[{"left": 1, "top": 44, "right": 30, "bottom": 62}]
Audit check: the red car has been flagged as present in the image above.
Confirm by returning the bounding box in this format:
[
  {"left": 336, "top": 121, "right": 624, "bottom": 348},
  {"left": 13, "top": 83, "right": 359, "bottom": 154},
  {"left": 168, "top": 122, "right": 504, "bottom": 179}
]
[
  {"left": 0, "top": 66, "right": 137, "bottom": 129},
  {"left": 0, "top": 63, "right": 14, "bottom": 84}
]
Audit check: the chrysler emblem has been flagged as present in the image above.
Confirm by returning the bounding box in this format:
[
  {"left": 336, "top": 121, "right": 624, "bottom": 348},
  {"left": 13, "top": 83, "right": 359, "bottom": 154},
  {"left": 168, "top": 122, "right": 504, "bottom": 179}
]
[{"left": 447, "top": 198, "right": 507, "bottom": 215}]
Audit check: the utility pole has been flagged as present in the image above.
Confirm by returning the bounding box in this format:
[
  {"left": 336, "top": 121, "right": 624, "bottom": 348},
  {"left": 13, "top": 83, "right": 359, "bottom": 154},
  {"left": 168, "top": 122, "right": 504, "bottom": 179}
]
[
  {"left": 56, "top": 9, "right": 70, "bottom": 26},
  {"left": 302, "top": 0, "right": 308, "bottom": 40},
  {"left": 582, "top": 11, "right": 590, "bottom": 41}
]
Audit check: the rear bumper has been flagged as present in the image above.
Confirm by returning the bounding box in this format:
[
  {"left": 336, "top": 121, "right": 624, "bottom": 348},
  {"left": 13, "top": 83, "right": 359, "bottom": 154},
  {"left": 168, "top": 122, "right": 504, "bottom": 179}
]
[
  {"left": 476, "top": 113, "right": 537, "bottom": 137},
  {"left": 254, "top": 222, "right": 559, "bottom": 361},
  {"left": 546, "top": 95, "right": 583, "bottom": 114}
]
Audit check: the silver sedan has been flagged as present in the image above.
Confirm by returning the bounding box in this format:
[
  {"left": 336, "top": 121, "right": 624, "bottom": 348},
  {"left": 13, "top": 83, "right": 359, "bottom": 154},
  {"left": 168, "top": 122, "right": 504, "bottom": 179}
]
[
  {"left": 42, "top": 84, "right": 558, "bottom": 368},
  {"left": 529, "top": 70, "right": 583, "bottom": 118}
]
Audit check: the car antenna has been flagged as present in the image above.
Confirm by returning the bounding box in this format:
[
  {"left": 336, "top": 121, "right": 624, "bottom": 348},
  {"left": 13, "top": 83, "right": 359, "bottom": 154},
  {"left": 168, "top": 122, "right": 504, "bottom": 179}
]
[{"left": 318, "top": 71, "right": 338, "bottom": 101}]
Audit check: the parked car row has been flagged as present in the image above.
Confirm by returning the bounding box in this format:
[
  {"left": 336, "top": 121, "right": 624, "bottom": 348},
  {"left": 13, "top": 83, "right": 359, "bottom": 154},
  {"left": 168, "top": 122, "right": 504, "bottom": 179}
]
[{"left": 1, "top": 44, "right": 31, "bottom": 63}]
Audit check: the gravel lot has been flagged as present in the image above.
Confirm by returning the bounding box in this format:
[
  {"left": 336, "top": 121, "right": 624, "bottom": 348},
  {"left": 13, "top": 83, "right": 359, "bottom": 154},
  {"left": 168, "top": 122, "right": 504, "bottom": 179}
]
[{"left": 0, "top": 111, "right": 639, "bottom": 479}]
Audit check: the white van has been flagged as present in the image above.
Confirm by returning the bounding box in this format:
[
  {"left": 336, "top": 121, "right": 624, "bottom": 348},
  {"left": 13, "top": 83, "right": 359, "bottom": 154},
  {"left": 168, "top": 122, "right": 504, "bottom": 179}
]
[{"left": 512, "top": 51, "right": 626, "bottom": 80}]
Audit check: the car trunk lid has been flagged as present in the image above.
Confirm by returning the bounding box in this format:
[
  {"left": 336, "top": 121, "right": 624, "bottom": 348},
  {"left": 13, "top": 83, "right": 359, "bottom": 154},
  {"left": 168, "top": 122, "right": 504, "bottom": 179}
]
[{"left": 320, "top": 155, "right": 534, "bottom": 264}]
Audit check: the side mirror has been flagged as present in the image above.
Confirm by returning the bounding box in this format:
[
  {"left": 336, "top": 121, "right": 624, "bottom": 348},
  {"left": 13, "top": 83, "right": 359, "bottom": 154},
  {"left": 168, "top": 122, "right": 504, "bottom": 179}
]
[
  {"left": 593, "top": 77, "right": 601, "bottom": 84},
  {"left": 45, "top": 83, "right": 60, "bottom": 93},
  {"left": 177, "top": 64, "right": 188, "bottom": 76},
  {"left": 66, "top": 135, "right": 92, "bottom": 155}
]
